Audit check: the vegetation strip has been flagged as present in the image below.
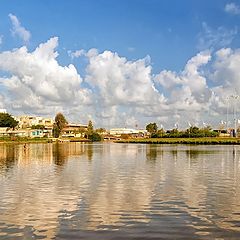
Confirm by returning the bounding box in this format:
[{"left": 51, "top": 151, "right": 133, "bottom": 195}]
[{"left": 115, "top": 138, "right": 240, "bottom": 144}]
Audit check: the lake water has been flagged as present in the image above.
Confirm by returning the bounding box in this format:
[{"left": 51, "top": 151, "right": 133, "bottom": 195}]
[{"left": 0, "top": 143, "right": 240, "bottom": 239}]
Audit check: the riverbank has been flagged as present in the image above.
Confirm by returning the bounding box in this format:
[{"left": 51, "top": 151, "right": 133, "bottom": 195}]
[
  {"left": 0, "top": 137, "right": 90, "bottom": 144},
  {"left": 0, "top": 137, "right": 52, "bottom": 144},
  {"left": 115, "top": 137, "right": 240, "bottom": 144}
]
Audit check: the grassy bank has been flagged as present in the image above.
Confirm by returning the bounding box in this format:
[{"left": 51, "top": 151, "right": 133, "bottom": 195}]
[
  {"left": 0, "top": 137, "right": 92, "bottom": 144},
  {"left": 0, "top": 137, "right": 52, "bottom": 144},
  {"left": 115, "top": 137, "right": 240, "bottom": 145}
]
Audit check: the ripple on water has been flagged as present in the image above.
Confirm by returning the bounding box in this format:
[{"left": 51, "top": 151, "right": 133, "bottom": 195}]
[{"left": 0, "top": 143, "right": 240, "bottom": 239}]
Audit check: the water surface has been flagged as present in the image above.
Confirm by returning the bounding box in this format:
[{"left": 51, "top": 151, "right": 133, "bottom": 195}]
[{"left": 0, "top": 143, "right": 240, "bottom": 239}]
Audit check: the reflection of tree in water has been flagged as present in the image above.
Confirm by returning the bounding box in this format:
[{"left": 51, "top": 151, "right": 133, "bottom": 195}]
[
  {"left": 171, "top": 149, "right": 178, "bottom": 158},
  {"left": 53, "top": 143, "right": 69, "bottom": 166},
  {"left": 146, "top": 145, "right": 163, "bottom": 163},
  {"left": 0, "top": 144, "right": 16, "bottom": 172},
  {"left": 186, "top": 149, "right": 200, "bottom": 161},
  {"left": 87, "top": 144, "right": 93, "bottom": 161},
  {"left": 185, "top": 148, "right": 215, "bottom": 162}
]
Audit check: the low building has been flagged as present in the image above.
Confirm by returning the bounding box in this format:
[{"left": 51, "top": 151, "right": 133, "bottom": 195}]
[
  {"left": 0, "top": 127, "right": 9, "bottom": 136},
  {"left": 15, "top": 115, "right": 54, "bottom": 129},
  {"left": 0, "top": 128, "right": 44, "bottom": 138},
  {"left": 109, "top": 128, "right": 148, "bottom": 138},
  {"left": 62, "top": 123, "right": 88, "bottom": 138}
]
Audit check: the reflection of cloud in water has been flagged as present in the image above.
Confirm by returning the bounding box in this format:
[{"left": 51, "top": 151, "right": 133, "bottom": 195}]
[
  {"left": 0, "top": 143, "right": 89, "bottom": 239},
  {"left": 0, "top": 144, "right": 240, "bottom": 238}
]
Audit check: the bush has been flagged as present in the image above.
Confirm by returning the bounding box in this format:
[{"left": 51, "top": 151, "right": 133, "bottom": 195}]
[{"left": 88, "top": 132, "right": 102, "bottom": 142}]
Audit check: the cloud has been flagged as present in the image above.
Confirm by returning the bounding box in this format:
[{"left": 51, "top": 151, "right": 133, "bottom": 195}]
[
  {"left": 0, "top": 36, "right": 240, "bottom": 128},
  {"left": 9, "top": 13, "right": 31, "bottom": 43},
  {"left": 154, "top": 51, "right": 212, "bottom": 121},
  {"left": 197, "top": 22, "right": 237, "bottom": 50},
  {"left": 0, "top": 37, "right": 92, "bottom": 116},
  {"left": 85, "top": 50, "right": 164, "bottom": 107},
  {"left": 68, "top": 49, "right": 85, "bottom": 59},
  {"left": 225, "top": 2, "right": 240, "bottom": 15}
]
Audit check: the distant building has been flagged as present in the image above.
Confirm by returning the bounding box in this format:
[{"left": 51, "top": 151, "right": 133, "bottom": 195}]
[
  {"left": 110, "top": 128, "right": 139, "bottom": 135},
  {"left": 62, "top": 123, "right": 88, "bottom": 138},
  {"left": 0, "top": 127, "right": 44, "bottom": 138},
  {"left": 109, "top": 128, "right": 148, "bottom": 138},
  {"left": 15, "top": 116, "right": 54, "bottom": 129}
]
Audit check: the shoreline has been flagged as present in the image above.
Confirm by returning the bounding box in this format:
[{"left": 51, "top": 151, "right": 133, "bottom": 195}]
[
  {"left": 115, "top": 137, "right": 240, "bottom": 145},
  {"left": 0, "top": 137, "right": 91, "bottom": 144},
  {"left": 2, "top": 137, "right": 240, "bottom": 145}
]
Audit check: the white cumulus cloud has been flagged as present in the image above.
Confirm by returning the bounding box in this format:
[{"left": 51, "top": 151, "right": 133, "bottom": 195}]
[
  {"left": 0, "top": 37, "right": 92, "bottom": 116},
  {"left": 85, "top": 50, "right": 162, "bottom": 106},
  {"left": 9, "top": 13, "right": 31, "bottom": 43},
  {"left": 0, "top": 36, "right": 240, "bottom": 128}
]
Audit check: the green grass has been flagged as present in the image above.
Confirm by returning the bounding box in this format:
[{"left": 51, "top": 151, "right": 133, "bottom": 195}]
[
  {"left": 115, "top": 137, "right": 240, "bottom": 145},
  {"left": 0, "top": 137, "right": 52, "bottom": 144}
]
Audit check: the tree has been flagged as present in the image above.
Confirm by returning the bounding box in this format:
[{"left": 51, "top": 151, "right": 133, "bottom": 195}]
[
  {"left": 87, "top": 120, "right": 94, "bottom": 135},
  {"left": 31, "top": 124, "right": 45, "bottom": 130},
  {"left": 88, "top": 132, "right": 102, "bottom": 142},
  {"left": 146, "top": 122, "right": 158, "bottom": 137},
  {"left": 86, "top": 120, "right": 102, "bottom": 141},
  {"left": 95, "top": 128, "right": 106, "bottom": 134},
  {"left": 53, "top": 112, "right": 68, "bottom": 138},
  {"left": 0, "top": 113, "right": 18, "bottom": 129}
]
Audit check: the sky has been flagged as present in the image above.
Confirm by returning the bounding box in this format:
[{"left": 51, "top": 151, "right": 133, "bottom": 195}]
[{"left": 0, "top": 0, "right": 240, "bottom": 129}]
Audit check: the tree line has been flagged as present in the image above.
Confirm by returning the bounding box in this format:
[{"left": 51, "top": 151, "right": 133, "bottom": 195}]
[{"left": 146, "top": 122, "right": 219, "bottom": 138}]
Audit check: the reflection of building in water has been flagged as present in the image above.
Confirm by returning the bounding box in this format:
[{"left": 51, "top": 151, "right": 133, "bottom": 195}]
[
  {"left": 1, "top": 144, "right": 240, "bottom": 238},
  {"left": 0, "top": 142, "right": 89, "bottom": 239},
  {"left": 0, "top": 144, "right": 17, "bottom": 173},
  {"left": 53, "top": 142, "right": 90, "bottom": 165},
  {"left": 83, "top": 144, "right": 162, "bottom": 229}
]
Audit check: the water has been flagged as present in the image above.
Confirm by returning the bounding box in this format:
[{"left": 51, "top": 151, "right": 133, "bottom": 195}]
[{"left": 0, "top": 143, "right": 240, "bottom": 239}]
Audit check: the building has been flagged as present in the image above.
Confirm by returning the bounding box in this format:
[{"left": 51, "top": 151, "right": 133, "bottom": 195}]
[
  {"left": 109, "top": 128, "right": 148, "bottom": 138},
  {"left": 0, "top": 127, "right": 44, "bottom": 138},
  {"left": 15, "top": 116, "right": 54, "bottom": 129},
  {"left": 62, "top": 123, "right": 88, "bottom": 138}
]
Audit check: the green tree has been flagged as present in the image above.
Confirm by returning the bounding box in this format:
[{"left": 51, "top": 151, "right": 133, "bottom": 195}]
[
  {"left": 0, "top": 113, "right": 18, "bottom": 129},
  {"left": 146, "top": 122, "right": 158, "bottom": 137},
  {"left": 53, "top": 112, "right": 68, "bottom": 138},
  {"left": 86, "top": 120, "right": 102, "bottom": 141},
  {"left": 88, "top": 132, "right": 102, "bottom": 142},
  {"left": 95, "top": 128, "right": 106, "bottom": 134},
  {"left": 31, "top": 124, "right": 45, "bottom": 130},
  {"left": 87, "top": 120, "right": 94, "bottom": 135}
]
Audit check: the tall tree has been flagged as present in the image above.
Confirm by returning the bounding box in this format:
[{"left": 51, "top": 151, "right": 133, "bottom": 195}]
[
  {"left": 87, "top": 120, "right": 94, "bottom": 135},
  {"left": 146, "top": 122, "right": 158, "bottom": 136},
  {"left": 0, "top": 113, "right": 18, "bottom": 129},
  {"left": 86, "top": 120, "right": 101, "bottom": 141},
  {"left": 53, "top": 112, "right": 68, "bottom": 138}
]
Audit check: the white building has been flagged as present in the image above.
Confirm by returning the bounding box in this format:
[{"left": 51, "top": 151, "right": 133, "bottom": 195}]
[
  {"left": 110, "top": 128, "right": 147, "bottom": 136},
  {"left": 15, "top": 116, "right": 54, "bottom": 129}
]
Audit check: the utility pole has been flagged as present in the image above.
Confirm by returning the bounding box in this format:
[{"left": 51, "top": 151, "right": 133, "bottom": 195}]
[
  {"left": 226, "top": 96, "right": 229, "bottom": 133},
  {"left": 230, "top": 95, "right": 239, "bottom": 137}
]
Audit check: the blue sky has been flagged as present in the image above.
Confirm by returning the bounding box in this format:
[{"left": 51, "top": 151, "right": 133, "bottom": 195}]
[
  {"left": 0, "top": 0, "right": 240, "bottom": 128},
  {"left": 1, "top": 0, "right": 239, "bottom": 71}
]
